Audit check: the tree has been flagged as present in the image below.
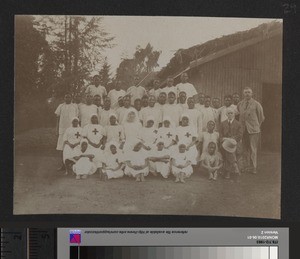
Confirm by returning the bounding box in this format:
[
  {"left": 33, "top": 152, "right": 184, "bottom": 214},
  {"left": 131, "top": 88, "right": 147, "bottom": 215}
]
[
  {"left": 115, "top": 43, "right": 161, "bottom": 88},
  {"left": 33, "top": 15, "right": 115, "bottom": 96},
  {"left": 99, "top": 58, "right": 111, "bottom": 88},
  {"left": 15, "top": 15, "right": 50, "bottom": 101}
]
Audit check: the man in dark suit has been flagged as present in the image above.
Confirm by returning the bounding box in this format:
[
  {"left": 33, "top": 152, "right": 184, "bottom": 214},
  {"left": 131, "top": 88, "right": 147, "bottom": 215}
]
[{"left": 219, "top": 107, "right": 243, "bottom": 179}]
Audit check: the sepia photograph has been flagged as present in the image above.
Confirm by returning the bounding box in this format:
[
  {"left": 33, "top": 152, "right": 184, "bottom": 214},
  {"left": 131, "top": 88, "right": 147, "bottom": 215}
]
[{"left": 14, "top": 15, "right": 282, "bottom": 218}]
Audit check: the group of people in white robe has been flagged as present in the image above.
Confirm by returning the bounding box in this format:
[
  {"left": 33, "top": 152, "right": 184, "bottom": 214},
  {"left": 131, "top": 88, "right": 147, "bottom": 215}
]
[{"left": 55, "top": 73, "right": 264, "bottom": 183}]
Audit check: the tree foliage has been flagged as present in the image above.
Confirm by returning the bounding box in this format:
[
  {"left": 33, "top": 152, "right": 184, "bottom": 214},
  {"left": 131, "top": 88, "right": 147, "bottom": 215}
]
[
  {"left": 99, "top": 58, "right": 111, "bottom": 88},
  {"left": 15, "top": 15, "right": 50, "bottom": 101},
  {"left": 33, "top": 15, "right": 115, "bottom": 96},
  {"left": 115, "top": 43, "right": 161, "bottom": 88}
]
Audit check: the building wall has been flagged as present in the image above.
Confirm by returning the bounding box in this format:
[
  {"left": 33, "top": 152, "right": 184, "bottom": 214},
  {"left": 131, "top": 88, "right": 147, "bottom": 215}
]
[{"left": 188, "top": 34, "right": 282, "bottom": 103}]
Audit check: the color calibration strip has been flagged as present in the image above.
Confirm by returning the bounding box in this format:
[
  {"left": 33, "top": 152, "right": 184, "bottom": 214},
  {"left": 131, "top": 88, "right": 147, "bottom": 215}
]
[{"left": 70, "top": 246, "right": 278, "bottom": 259}]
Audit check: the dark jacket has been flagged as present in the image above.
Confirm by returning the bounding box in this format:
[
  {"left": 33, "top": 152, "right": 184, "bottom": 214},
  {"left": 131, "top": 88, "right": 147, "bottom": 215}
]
[{"left": 219, "top": 119, "right": 243, "bottom": 142}]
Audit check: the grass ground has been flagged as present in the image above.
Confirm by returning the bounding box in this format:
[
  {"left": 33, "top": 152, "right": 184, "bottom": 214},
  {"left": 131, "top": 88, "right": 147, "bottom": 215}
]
[{"left": 14, "top": 151, "right": 280, "bottom": 218}]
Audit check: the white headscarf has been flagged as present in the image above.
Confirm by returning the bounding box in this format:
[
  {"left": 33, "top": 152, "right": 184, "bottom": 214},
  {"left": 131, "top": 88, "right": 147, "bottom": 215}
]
[
  {"left": 124, "top": 108, "right": 139, "bottom": 124},
  {"left": 71, "top": 117, "right": 80, "bottom": 126},
  {"left": 180, "top": 113, "right": 190, "bottom": 126},
  {"left": 108, "top": 112, "right": 119, "bottom": 125},
  {"left": 162, "top": 115, "right": 175, "bottom": 128}
]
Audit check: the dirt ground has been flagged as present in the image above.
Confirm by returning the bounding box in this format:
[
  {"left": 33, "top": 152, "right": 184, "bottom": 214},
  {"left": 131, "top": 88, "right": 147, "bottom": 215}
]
[{"left": 13, "top": 151, "right": 281, "bottom": 218}]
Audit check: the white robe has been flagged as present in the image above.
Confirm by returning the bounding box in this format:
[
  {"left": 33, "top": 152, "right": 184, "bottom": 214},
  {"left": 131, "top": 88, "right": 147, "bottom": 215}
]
[
  {"left": 162, "top": 104, "right": 183, "bottom": 127},
  {"left": 79, "top": 104, "right": 98, "bottom": 128},
  {"left": 139, "top": 106, "right": 162, "bottom": 128},
  {"left": 99, "top": 108, "right": 114, "bottom": 126},
  {"left": 116, "top": 107, "right": 135, "bottom": 125},
  {"left": 176, "top": 125, "right": 198, "bottom": 165},
  {"left": 149, "top": 148, "right": 170, "bottom": 178},
  {"left": 72, "top": 146, "right": 97, "bottom": 176},
  {"left": 85, "top": 84, "right": 107, "bottom": 100},
  {"left": 104, "top": 125, "right": 125, "bottom": 145},
  {"left": 123, "top": 122, "right": 142, "bottom": 151},
  {"left": 161, "top": 86, "right": 178, "bottom": 98},
  {"left": 62, "top": 127, "right": 83, "bottom": 162},
  {"left": 140, "top": 127, "right": 158, "bottom": 149},
  {"left": 201, "top": 106, "right": 216, "bottom": 131},
  {"left": 126, "top": 85, "right": 146, "bottom": 105},
  {"left": 55, "top": 103, "right": 79, "bottom": 150},
  {"left": 82, "top": 124, "right": 105, "bottom": 168},
  {"left": 124, "top": 149, "right": 149, "bottom": 177},
  {"left": 107, "top": 89, "right": 126, "bottom": 110},
  {"left": 156, "top": 127, "right": 177, "bottom": 149},
  {"left": 176, "top": 82, "right": 197, "bottom": 100},
  {"left": 183, "top": 108, "right": 203, "bottom": 138},
  {"left": 102, "top": 152, "right": 124, "bottom": 179},
  {"left": 171, "top": 152, "right": 193, "bottom": 177}
]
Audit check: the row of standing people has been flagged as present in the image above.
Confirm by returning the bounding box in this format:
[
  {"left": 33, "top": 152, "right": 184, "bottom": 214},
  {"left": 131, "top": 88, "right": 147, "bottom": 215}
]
[{"left": 56, "top": 74, "right": 264, "bottom": 181}]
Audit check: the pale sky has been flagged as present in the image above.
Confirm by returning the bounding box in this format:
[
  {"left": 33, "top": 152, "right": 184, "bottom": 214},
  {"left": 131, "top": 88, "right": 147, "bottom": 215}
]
[{"left": 99, "top": 16, "right": 280, "bottom": 76}]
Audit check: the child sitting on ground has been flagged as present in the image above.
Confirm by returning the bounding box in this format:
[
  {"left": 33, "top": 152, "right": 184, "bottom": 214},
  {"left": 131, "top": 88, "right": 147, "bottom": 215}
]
[
  {"left": 200, "top": 142, "right": 223, "bottom": 181},
  {"left": 148, "top": 141, "right": 170, "bottom": 178},
  {"left": 101, "top": 141, "right": 124, "bottom": 181},
  {"left": 171, "top": 143, "right": 193, "bottom": 183},
  {"left": 71, "top": 139, "right": 97, "bottom": 180},
  {"left": 124, "top": 142, "right": 149, "bottom": 182}
]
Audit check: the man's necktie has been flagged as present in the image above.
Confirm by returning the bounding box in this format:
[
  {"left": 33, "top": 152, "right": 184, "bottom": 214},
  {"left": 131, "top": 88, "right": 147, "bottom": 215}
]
[{"left": 245, "top": 101, "right": 249, "bottom": 110}]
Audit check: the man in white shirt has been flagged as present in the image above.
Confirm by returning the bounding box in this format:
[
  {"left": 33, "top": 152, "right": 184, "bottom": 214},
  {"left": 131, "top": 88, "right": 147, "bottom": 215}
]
[
  {"left": 212, "top": 97, "right": 222, "bottom": 131},
  {"left": 201, "top": 96, "right": 217, "bottom": 131},
  {"left": 178, "top": 91, "right": 188, "bottom": 109},
  {"left": 162, "top": 91, "right": 183, "bottom": 127},
  {"left": 147, "top": 79, "right": 161, "bottom": 99},
  {"left": 140, "top": 95, "right": 162, "bottom": 127},
  {"left": 116, "top": 95, "right": 133, "bottom": 124},
  {"left": 85, "top": 75, "right": 107, "bottom": 104},
  {"left": 93, "top": 94, "right": 102, "bottom": 108},
  {"left": 107, "top": 79, "right": 126, "bottom": 110},
  {"left": 126, "top": 75, "right": 146, "bottom": 105},
  {"left": 176, "top": 72, "right": 197, "bottom": 100},
  {"left": 99, "top": 96, "right": 114, "bottom": 126},
  {"left": 161, "top": 77, "right": 177, "bottom": 98},
  {"left": 79, "top": 94, "right": 98, "bottom": 128},
  {"left": 195, "top": 92, "right": 205, "bottom": 111}
]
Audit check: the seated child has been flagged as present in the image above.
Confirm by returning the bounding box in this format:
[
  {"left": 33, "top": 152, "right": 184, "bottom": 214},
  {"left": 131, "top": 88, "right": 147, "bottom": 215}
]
[
  {"left": 62, "top": 117, "right": 82, "bottom": 175},
  {"left": 171, "top": 143, "right": 193, "bottom": 183},
  {"left": 70, "top": 139, "right": 97, "bottom": 180},
  {"left": 101, "top": 141, "right": 124, "bottom": 181},
  {"left": 148, "top": 141, "right": 170, "bottom": 178},
  {"left": 124, "top": 142, "right": 149, "bottom": 182},
  {"left": 200, "top": 142, "right": 223, "bottom": 181}
]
